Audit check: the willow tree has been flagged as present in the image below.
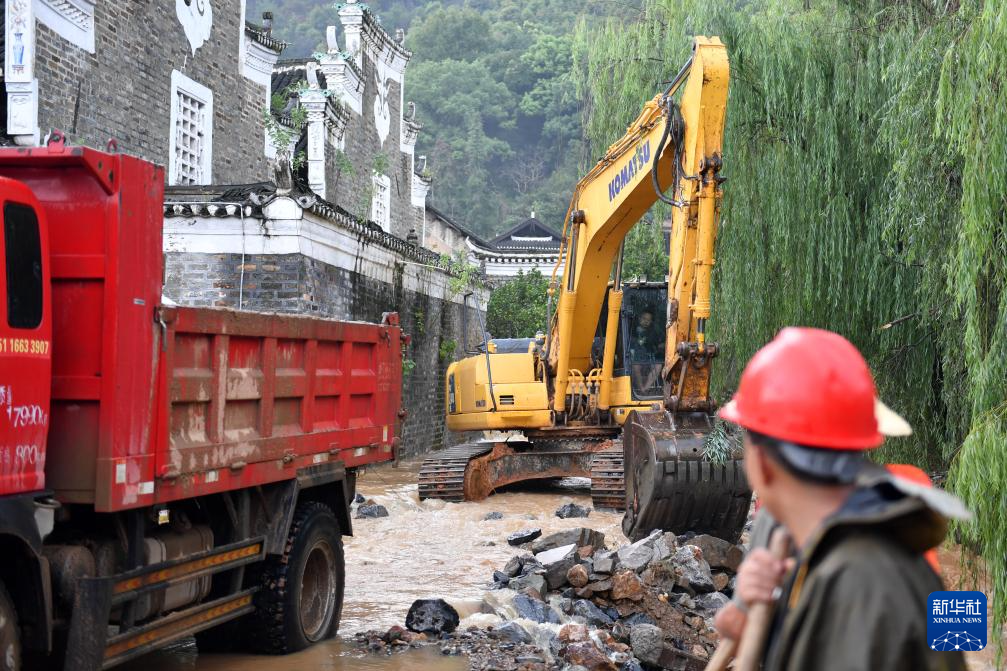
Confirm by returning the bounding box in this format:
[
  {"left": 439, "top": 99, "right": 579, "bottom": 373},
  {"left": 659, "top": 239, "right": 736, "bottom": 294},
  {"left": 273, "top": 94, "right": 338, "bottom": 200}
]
[{"left": 574, "top": 0, "right": 1007, "bottom": 660}]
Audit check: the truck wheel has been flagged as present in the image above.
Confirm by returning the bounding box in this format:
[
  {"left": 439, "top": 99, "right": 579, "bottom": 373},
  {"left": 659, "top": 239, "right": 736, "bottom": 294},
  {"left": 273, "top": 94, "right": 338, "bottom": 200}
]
[
  {"left": 250, "top": 501, "right": 344, "bottom": 654},
  {"left": 0, "top": 582, "right": 20, "bottom": 671}
]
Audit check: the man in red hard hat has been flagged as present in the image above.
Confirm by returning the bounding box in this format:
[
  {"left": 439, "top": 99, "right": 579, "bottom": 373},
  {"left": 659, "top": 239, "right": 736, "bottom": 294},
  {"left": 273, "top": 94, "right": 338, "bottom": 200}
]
[{"left": 718, "top": 327, "right": 969, "bottom": 671}]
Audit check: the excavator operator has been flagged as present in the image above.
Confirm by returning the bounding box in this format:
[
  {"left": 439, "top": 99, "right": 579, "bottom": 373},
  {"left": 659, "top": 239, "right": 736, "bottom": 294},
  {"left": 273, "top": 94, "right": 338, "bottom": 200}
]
[
  {"left": 630, "top": 308, "right": 664, "bottom": 393},
  {"left": 716, "top": 327, "right": 969, "bottom": 671}
]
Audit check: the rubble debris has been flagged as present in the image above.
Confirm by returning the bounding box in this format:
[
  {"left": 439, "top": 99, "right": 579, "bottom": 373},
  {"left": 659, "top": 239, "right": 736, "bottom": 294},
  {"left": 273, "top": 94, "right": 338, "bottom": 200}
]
[
  {"left": 353, "top": 492, "right": 366, "bottom": 504},
  {"left": 405, "top": 598, "right": 460, "bottom": 634},
  {"left": 671, "top": 545, "right": 715, "bottom": 594},
  {"left": 358, "top": 525, "right": 745, "bottom": 671},
  {"left": 508, "top": 528, "right": 543, "bottom": 546},
  {"left": 356, "top": 503, "right": 389, "bottom": 518},
  {"left": 629, "top": 623, "right": 664, "bottom": 664},
  {"left": 532, "top": 528, "right": 606, "bottom": 554},
  {"left": 555, "top": 502, "right": 592, "bottom": 519},
  {"left": 688, "top": 534, "right": 744, "bottom": 571},
  {"left": 536, "top": 543, "right": 578, "bottom": 591},
  {"left": 484, "top": 511, "right": 504, "bottom": 520},
  {"left": 512, "top": 593, "right": 562, "bottom": 624},
  {"left": 567, "top": 564, "right": 589, "bottom": 588}
]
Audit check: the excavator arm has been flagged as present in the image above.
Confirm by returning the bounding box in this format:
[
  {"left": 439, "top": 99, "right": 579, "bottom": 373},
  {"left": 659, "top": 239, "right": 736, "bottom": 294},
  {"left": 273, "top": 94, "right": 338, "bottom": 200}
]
[
  {"left": 428, "top": 37, "right": 750, "bottom": 544},
  {"left": 549, "top": 37, "right": 729, "bottom": 415}
]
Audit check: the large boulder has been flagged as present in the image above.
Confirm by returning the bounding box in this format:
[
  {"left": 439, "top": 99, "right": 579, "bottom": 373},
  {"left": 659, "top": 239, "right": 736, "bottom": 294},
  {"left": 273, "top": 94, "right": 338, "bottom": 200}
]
[
  {"left": 694, "top": 592, "right": 731, "bottom": 614},
  {"left": 564, "top": 641, "right": 617, "bottom": 671},
  {"left": 712, "top": 572, "right": 731, "bottom": 592},
  {"left": 568, "top": 564, "right": 590, "bottom": 588},
  {"left": 592, "top": 550, "right": 617, "bottom": 575},
  {"left": 689, "top": 535, "right": 744, "bottom": 572},
  {"left": 502, "top": 555, "right": 523, "bottom": 578},
  {"left": 405, "top": 599, "right": 460, "bottom": 634},
  {"left": 616, "top": 530, "right": 661, "bottom": 573},
  {"left": 629, "top": 624, "right": 664, "bottom": 665},
  {"left": 493, "top": 620, "right": 532, "bottom": 644},
  {"left": 535, "top": 543, "right": 579, "bottom": 591},
  {"left": 559, "top": 623, "right": 590, "bottom": 643},
  {"left": 621, "top": 612, "right": 657, "bottom": 628},
  {"left": 532, "top": 528, "right": 606, "bottom": 554},
  {"left": 355, "top": 503, "right": 389, "bottom": 519},
  {"left": 509, "top": 572, "right": 547, "bottom": 596},
  {"left": 610, "top": 570, "right": 645, "bottom": 601},
  {"left": 672, "top": 545, "right": 715, "bottom": 594},
  {"left": 508, "top": 528, "right": 543, "bottom": 546},
  {"left": 572, "top": 599, "right": 614, "bottom": 627},
  {"left": 555, "top": 502, "right": 592, "bottom": 519},
  {"left": 652, "top": 532, "right": 678, "bottom": 562},
  {"left": 512, "top": 593, "right": 562, "bottom": 624}
]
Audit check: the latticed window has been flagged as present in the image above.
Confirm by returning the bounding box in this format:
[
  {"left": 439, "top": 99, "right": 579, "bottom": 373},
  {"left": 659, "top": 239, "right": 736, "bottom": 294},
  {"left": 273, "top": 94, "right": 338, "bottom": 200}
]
[
  {"left": 174, "top": 91, "right": 206, "bottom": 184},
  {"left": 169, "top": 71, "right": 213, "bottom": 186},
  {"left": 371, "top": 174, "right": 391, "bottom": 231}
]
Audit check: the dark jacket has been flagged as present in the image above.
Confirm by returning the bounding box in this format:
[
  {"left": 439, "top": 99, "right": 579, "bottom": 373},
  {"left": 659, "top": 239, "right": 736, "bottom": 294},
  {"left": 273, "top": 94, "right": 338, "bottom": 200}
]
[{"left": 764, "top": 469, "right": 968, "bottom": 671}]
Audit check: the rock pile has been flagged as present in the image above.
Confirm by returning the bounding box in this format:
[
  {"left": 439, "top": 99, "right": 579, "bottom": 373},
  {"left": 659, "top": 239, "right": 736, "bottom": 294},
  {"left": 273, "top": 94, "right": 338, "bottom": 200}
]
[
  {"left": 477, "top": 527, "right": 743, "bottom": 670},
  {"left": 357, "top": 526, "right": 745, "bottom": 670}
]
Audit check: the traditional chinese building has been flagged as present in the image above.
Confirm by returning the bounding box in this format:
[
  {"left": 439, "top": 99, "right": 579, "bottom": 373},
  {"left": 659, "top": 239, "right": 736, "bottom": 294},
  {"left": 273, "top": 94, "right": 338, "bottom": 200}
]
[
  {"left": 466, "top": 214, "right": 564, "bottom": 285},
  {"left": 0, "top": 0, "right": 484, "bottom": 456}
]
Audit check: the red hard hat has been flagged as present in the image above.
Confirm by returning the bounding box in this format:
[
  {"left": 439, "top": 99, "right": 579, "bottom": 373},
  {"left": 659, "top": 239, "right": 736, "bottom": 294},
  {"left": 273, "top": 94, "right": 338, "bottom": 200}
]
[{"left": 719, "top": 327, "right": 904, "bottom": 450}]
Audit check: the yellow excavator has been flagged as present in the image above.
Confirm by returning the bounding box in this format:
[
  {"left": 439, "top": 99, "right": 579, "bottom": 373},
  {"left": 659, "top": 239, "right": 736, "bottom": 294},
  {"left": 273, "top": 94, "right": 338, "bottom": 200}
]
[{"left": 420, "top": 37, "right": 752, "bottom": 541}]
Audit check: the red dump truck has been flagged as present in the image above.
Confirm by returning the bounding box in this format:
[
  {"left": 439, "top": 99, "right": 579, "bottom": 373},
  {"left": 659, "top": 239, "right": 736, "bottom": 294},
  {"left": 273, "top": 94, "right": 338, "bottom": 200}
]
[{"left": 0, "top": 137, "right": 404, "bottom": 670}]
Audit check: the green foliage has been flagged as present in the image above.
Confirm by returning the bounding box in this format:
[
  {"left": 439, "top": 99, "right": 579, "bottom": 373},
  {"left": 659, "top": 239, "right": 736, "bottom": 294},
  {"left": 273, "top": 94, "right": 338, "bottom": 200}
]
[
  {"left": 486, "top": 269, "right": 550, "bottom": 339},
  {"left": 371, "top": 152, "right": 390, "bottom": 176},
  {"left": 622, "top": 219, "right": 669, "bottom": 282},
  {"left": 402, "top": 357, "right": 416, "bottom": 377},
  {"left": 703, "top": 418, "right": 741, "bottom": 464},
  {"left": 405, "top": 6, "right": 495, "bottom": 63},
  {"left": 439, "top": 338, "right": 458, "bottom": 361},
  {"left": 439, "top": 250, "right": 480, "bottom": 296},
  {"left": 264, "top": 85, "right": 309, "bottom": 170},
  {"left": 412, "top": 306, "right": 425, "bottom": 336},
  {"left": 576, "top": 0, "right": 1007, "bottom": 660}
]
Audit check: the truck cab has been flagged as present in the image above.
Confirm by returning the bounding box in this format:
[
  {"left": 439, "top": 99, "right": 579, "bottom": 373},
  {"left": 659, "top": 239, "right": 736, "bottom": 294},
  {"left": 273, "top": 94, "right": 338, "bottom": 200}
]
[{"left": 0, "top": 177, "right": 51, "bottom": 498}]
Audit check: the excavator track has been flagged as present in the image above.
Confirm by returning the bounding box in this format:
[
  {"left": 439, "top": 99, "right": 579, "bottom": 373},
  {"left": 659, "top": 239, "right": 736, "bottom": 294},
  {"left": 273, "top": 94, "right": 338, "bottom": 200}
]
[
  {"left": 418, "top": 444, "right": 493, "bottom": 502},
  {"left": 590, "top": 443, "right": 625, "bottom": 511}
]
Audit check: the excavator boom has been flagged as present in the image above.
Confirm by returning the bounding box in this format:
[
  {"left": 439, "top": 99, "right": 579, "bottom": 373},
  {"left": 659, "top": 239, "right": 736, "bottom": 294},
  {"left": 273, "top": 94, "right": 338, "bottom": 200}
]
[
  {"left": 550, "top": 37, "right": 729, "bottom": 416},
  {"left": 423, "top": 38, "right": 751, "bottom": 544}
]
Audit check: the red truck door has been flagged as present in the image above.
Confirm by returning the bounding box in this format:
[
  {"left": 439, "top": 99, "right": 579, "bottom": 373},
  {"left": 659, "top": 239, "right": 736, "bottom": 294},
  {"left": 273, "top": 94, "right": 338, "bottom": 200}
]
[{"left": 0, "top": 177, "right": 52, "bottom": 496}]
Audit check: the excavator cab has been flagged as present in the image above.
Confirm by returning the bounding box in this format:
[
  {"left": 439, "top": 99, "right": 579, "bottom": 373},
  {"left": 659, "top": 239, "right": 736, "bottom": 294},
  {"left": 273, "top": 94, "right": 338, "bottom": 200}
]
[
  {"left": 593, "top": 283, "right": 668, "bottom": 401},
  {"left": 620, "top": 284, "right": 667, "bottom": 400}
]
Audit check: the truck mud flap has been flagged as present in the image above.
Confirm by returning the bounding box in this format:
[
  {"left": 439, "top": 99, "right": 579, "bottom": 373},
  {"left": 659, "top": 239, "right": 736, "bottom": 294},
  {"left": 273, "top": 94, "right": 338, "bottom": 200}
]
[
  {"left": 622, "top": 410, "right": 751, "bottom": 542},
  {"left": 63, "top": 537, "right": 265, "bottom": 670}
]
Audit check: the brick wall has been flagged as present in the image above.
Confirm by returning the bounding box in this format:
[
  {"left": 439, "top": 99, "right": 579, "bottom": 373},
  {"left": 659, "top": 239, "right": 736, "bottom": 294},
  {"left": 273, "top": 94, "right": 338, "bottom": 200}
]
[
  {"left": 164, "top": 250, "right": 483, "bottom": 458},
  {"left": 22, "top": 2, "right": 270, "bottom": 183},
  {"left": 327, "top": 68, "right": 413, "bottom": 240}
]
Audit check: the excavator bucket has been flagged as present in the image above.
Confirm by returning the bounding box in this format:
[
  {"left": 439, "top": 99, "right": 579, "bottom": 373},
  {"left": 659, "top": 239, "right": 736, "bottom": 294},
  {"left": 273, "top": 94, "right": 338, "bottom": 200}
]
[{"left": 622, "top": 410, "right": 751, "bottom": 542}]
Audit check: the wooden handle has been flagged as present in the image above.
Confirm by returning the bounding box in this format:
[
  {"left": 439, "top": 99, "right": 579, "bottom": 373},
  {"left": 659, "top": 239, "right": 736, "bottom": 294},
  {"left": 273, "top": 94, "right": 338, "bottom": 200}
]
[
  {"left": 704, "top": 636, "right": 738, "bottom": 671},
  {"left": 734, "top": 527, "right": 791, "bottom": 671}
]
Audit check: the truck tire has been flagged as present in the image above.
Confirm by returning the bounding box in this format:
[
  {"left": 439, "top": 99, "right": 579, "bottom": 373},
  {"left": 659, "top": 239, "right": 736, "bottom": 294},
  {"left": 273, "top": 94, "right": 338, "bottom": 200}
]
[
  {"left": 250, "top": 501, "right": 344, "bottom": 654},
  {"left": 0, "top": 581, "right": 20, "bottom": 671}
]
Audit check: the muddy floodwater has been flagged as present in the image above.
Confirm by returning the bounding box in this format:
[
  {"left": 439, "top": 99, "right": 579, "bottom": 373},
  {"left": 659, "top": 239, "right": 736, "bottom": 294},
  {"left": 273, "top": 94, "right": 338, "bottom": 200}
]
[
  {"left": 119, "top": 457, "right": 623, "bottom": 671},
  {"left": 118, "top": 457, "right": 1002, "bottom": 671}
]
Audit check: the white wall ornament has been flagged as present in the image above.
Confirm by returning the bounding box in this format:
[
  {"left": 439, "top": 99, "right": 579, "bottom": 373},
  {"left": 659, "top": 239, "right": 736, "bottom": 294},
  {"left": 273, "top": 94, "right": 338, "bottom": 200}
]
[
  {"left": 300, "top": 71, "right": 328, "bottom": 200},
  {"left": 373, "top": 61, "right": 391, "bottom": 146},
  {"left": 6, "top": 0, "right": 39, "bottom": 145},
  {"left": 34, "top": 0, "right": 95, "bottom": 53},
  {"left": 176, "top": 0, "right": 213, "bottom": 55}
]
